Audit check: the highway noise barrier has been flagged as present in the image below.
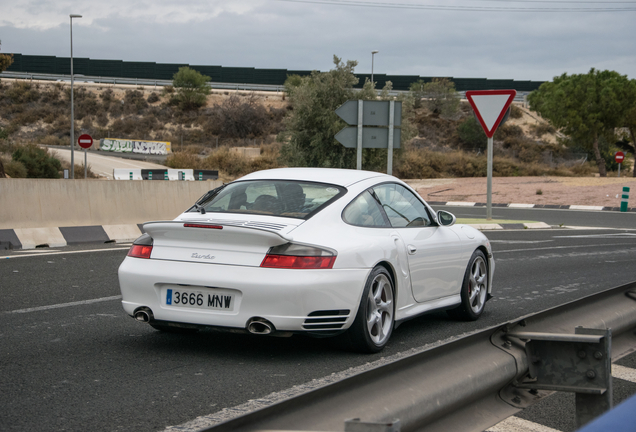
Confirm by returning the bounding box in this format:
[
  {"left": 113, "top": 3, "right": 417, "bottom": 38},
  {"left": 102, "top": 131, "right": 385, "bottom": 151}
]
[
  {"left": 621, "top": 187, "right": 630, "bottom": 212},
  {"left": 201, "top": 282, "right": 636, "bottom": 432}
]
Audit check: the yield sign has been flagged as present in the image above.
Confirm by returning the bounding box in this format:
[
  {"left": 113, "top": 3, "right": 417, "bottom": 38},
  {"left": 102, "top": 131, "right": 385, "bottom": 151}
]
[{"left": 466, "top": 90, "right": 517, "bottom": 138}]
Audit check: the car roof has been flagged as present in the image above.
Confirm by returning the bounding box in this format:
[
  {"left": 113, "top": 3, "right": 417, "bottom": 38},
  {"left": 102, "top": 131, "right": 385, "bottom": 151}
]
[{"left": 237, "top": 168, "right": 392, "bottom": 187}]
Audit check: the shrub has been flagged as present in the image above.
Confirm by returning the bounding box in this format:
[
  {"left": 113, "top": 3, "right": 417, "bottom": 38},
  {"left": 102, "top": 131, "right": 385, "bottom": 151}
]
[
  {"left": 4, "top": 159, "right": 27, "bottom": 178},
  {"left": 510, "top": 104, "right": 523, "bottom": 119},
  {"left": 5, "top": 82, "right": 40, "bottom": 104},
  {"left": 123, "top": 90, "right": 149, "bottom": 115},
  {"left": 40, "top": 135, "right": 67, "bottom": 146},
  {"left": 11, "top": 144, "right": 61, "bottom": 178},
  {"left": 457, "top": 117, "right": 487, "bottom": 150},
  {"left": 530, "top": 122, "right": 556, "bottom": 137},
  {"left": 147, "top": 92, "right": 160, "bottom": 103}
]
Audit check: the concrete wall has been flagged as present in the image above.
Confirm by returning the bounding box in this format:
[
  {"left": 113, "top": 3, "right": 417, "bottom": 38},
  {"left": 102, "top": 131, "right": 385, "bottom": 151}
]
[{"left": 0, "top": 179, "right": 222, "bottom": 230}]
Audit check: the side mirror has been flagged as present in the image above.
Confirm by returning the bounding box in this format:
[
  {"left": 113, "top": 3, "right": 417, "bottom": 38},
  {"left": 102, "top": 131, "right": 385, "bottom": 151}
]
[{"left": 437, "top": 210, "right": 456, "bottom": 227}]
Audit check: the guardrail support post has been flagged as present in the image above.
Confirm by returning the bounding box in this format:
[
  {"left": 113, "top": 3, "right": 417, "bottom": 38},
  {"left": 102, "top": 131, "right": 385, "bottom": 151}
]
[{"left": 510, "top": 327, "right": 612, "bottom": 429}]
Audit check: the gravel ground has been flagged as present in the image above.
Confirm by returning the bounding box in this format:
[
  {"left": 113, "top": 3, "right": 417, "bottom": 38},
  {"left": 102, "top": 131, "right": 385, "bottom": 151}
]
[{"left": 405, "top": 176, "right": 636, "bottom": 207}]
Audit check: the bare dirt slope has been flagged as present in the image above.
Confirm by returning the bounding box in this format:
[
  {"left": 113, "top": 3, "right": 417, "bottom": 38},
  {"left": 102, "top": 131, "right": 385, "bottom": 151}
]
[{"left": 406, "top": 176, "right": 636, "bottom": 207}]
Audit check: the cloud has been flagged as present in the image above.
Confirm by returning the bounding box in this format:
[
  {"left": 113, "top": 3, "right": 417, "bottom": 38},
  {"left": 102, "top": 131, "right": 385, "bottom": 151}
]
[{"left": 1, "top": 0, "right": 635, "bottom": 81}]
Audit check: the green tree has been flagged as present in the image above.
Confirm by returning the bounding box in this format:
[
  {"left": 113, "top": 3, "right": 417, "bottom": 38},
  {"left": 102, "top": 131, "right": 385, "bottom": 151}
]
[
  {"left": 621, "top": 99, "right": 636, "bottom": 177},
  {"left": 172, "top": 67, "right": 210, "bottom": 110},
  {"left": 0, "top": 52, "right": 13, "bottom": 74},
  {"left": 279, "top": 56, "right": 410, "bottom": 170},
  {"left": 409, "top": 78, "right": 460, "bottom": 118},
  {"left": 279, "top": 56, "right": 361, "bottom": 168},
  {"left": 12, "top": 144, "right": 61, "bottom": 178},
  {"left": 528, "top": 69, "right": 636, "bottom": 177}
]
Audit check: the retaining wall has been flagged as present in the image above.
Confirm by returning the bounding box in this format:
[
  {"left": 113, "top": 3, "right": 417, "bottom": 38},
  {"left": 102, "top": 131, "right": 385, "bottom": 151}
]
[{"left": 0, "top": 178, "right": 221, "bottom": 230}]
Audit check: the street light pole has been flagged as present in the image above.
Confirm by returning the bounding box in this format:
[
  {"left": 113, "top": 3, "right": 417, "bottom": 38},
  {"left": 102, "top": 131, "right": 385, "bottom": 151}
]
[
  {"left": 371, "top": 50, "right": 379, "bottom": 88},
  {"left": 70, "top": 14, "right": 82, "bottom": 179}
]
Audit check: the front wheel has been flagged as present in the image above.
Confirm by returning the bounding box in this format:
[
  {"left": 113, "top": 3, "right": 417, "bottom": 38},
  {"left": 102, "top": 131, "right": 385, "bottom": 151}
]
[
  {"left": 346, "top": 266, "right": 395, "bottom": 353},
  {"left": 447, "top": 250, "right": 488, "bottom": 321}
]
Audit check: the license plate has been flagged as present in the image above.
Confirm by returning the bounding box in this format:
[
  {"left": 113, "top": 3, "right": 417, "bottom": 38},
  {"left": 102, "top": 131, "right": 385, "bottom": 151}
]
[{"left": 165, "top": 288, "right": 234, "bottom": 311}]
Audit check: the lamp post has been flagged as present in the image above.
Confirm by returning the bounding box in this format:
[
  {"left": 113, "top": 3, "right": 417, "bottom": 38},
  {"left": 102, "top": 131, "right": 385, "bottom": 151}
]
[
  {"left": 371, "top": 50, "right": 379, "bottom": 88},
  {"left": 70, "top": 14, "right": 82, "bottom": 179}
]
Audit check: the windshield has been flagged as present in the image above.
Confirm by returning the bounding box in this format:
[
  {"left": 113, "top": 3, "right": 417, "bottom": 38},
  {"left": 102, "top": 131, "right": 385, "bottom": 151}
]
[{"left": 192, "top": 180, "right": 346, "bottom": 219}]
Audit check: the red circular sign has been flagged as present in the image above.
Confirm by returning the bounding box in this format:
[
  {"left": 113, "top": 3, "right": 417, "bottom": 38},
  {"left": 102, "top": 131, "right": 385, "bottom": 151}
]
[
  {"left": 78, "top": 134, "right": 93, "bottom": 149},
  {"left": 615, "top": 151, "right": 625, "bottom": 163}
]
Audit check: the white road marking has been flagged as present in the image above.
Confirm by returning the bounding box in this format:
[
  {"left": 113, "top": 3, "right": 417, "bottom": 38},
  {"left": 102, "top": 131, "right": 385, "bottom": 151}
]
[
  {"left": 490, "top": 240, "right": 553, "bottom": 244},
  {"left": 487, "top": 416, "right": 562, "bottom": 432},
  {"left": 2, "top": 247, "right": 129, "bottom": 259},
  {"left": 613, "top": 364, "right": 636, "bottom": 383},
  {"left": 496, "top": 242, "right": 634, "bottom": 254},
  {"left": 14, "top": 249, "right": 62, "bottom": 253},
  {"left": 553, "top": 233, "right": 636, "bottom": 239},
  {"left": 5, "top": 295, "right": 122, "bottom": 314}
]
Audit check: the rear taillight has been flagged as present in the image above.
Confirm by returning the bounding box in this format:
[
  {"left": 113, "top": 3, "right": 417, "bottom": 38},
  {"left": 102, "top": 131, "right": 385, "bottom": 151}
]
[
  {"left": 260, "top": 243, "right": 336, "bottom": 269},
  {"left": 261, "top": 255, "right": 335, "bottom": 269},
  {"left": 127, "top": 244, "right": 153, "bottom": 259}
]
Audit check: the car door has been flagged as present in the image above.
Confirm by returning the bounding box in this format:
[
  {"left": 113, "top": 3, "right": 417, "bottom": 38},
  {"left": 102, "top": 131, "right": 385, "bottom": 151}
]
[{"left": 372, "top": 183, "right": 465, "bottom": 303}]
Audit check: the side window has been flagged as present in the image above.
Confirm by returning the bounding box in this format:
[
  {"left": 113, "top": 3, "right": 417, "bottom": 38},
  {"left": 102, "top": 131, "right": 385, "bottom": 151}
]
[
  {"left": 343, "top": 191, "right": 390, "bottom": 227},
  {"left": 372, "top": 183, "right": 432, "bottom": 228}
]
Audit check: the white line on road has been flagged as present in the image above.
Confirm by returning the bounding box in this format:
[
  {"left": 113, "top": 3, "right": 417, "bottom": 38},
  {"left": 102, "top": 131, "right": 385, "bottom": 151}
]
[
  {"left": 487, "top": 416, "right": 562, "bottom": 432},
  {"left": 5, "top": 295, "right": 122, "bottom": 314},
  {"left": 2, "top": 247, "right": 130, "bottom": 259},
  {"left": 496, "top": 242, "right": 636, "bottom": 254},
  {"left": 613, "top": 364, "right": 636, "bottom": 383}
]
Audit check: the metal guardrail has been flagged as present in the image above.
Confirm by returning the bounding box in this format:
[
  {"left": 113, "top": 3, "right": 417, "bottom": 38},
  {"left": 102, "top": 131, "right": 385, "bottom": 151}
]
[
  {"left": 200, "top": 282, "right": 636, "bottom": 432},
  {"left": 0, "top": 71, "right": 530, "bottom": 101}
]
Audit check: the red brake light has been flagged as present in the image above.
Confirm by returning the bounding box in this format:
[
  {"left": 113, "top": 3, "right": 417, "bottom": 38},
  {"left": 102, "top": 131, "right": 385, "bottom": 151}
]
[
  {"left": 260, "top": 255, "right": 335, "bottom": 269},
  {"left": 128, "top": 244, "right": 153, "bottom": 259}
]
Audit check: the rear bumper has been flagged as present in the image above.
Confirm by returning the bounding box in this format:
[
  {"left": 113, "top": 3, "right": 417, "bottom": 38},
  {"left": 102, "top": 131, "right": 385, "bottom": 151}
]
[{"left": 118, "top": 257, "right": 369, "bottom": 333}]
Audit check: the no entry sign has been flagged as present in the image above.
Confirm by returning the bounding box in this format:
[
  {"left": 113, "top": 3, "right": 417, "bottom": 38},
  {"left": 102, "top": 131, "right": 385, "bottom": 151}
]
[
  {"left": 78, "top": 134, "right": 93, "bottom": 149},
  {"left": 466, "top": 90, "right": 517, "bottom": 138},
  {"left": 615, "top": 151, "right": 625, "bottom": 164}
]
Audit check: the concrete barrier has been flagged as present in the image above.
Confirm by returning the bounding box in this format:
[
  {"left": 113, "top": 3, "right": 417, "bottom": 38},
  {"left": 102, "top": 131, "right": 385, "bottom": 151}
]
[{"left": 0, "top": 178, "right": 222, "bottom": 248}]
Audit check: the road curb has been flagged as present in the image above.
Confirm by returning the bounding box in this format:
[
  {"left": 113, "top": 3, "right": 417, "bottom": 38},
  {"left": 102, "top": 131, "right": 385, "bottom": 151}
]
[
  {"left": 429, "top": 201, "right": 636, "bottom": 212},
  {"left": 0, "top": 224, "right": 143, "bottom": 250}
]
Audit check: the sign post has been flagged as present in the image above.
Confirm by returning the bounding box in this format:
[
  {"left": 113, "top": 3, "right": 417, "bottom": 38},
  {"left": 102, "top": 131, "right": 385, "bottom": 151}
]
[
  {"left": 335, "top": 100, "right": 402, "bottom": 174},
  {"left": 77, "top": 134, "right": 93, "bottom": 179},
  {"left": 615, "top": 151, "right": 625, "bottom": 177},
  {"left": 466, "top": 90, "right": 517, "bottom": 220}
]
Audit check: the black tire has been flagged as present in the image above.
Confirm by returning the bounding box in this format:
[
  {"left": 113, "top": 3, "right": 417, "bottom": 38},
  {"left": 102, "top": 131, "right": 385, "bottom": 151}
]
[
  {"left": 447, "top": 250, "right": 488, "bottom": 321},
  {"left": 346, "top": 266, "right": 395, "bottom": 353},
  {"left": 149, "top": 322, "right": 199, "bottom": 334}
]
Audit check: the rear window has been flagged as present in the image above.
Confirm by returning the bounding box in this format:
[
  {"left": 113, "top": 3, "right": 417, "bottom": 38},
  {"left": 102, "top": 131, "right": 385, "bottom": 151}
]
[{"left": 193, "top": 180, "right": 346, "bottom": 219}]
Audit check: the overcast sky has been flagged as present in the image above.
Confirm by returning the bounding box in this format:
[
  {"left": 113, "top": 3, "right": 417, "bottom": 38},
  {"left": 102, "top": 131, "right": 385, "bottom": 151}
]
[{"left": 1, "top": 0, "right": 635, "bottom": 82}]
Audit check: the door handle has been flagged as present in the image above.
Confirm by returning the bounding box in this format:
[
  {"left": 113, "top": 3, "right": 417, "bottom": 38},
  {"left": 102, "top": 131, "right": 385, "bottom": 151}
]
[{"left": 407, "top": 245, "right": 417, "bottom": 254}]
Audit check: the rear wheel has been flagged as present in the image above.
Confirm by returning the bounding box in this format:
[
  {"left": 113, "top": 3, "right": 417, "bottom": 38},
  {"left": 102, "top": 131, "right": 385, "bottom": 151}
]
[
  {"left": 447, "top": 250, "right": 488, "bottom": 321},
  {"left": 347, "top": 266, "right": 395, "bottom": 353}
]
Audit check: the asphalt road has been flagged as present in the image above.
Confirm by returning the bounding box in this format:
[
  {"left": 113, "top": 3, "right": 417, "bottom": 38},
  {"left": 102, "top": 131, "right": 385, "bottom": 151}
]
[
  {"left": 1, "top": 208, "right": 636, "bottom": 432},
  {"left": 439, "top": 204, "right": 636, "bottom": 229}
]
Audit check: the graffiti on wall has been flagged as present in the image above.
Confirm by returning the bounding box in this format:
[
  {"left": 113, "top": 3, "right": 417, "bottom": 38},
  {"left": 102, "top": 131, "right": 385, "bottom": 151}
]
[{"left": 99, "top": 139, "right": 172, "bottom": 155}]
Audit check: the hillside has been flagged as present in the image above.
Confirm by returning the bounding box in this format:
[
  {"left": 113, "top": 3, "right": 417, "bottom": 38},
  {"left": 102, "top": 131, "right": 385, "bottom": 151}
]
[{"left": 0, "top": 78, "right": 601, "bottom": 180}]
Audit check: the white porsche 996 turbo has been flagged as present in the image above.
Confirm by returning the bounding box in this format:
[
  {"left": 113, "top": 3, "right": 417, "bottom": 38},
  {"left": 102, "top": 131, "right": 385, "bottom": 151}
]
[{"left": 118, "top": 168, "right": 494, "bottom": 352}]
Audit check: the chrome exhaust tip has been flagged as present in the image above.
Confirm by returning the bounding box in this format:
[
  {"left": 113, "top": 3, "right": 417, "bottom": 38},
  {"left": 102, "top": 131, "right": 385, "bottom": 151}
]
[
  {"left": 134, "top": 307, "right": 153, "bottom": 323},
  {"left": 247, "top": 317, "right": 274, "bottom": 335}
]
